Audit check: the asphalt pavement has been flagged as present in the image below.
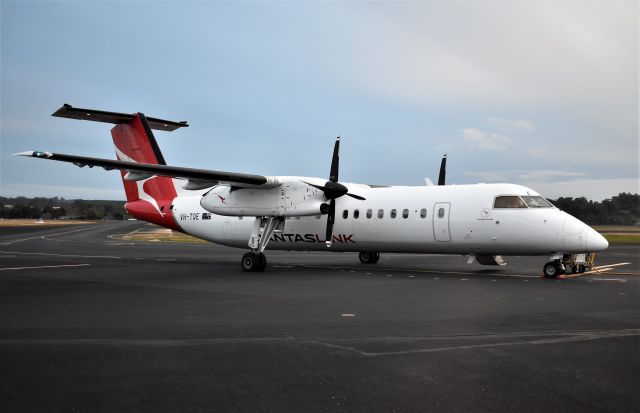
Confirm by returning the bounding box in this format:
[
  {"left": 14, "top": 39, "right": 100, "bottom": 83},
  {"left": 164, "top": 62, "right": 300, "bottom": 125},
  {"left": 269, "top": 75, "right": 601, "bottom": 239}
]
[{"left": 0, "top": 221, "right": 638, "bottom": 412}]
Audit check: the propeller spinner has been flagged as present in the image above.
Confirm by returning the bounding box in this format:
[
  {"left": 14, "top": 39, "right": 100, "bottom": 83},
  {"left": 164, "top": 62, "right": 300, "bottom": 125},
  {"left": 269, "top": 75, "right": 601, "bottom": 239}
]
[{"left": 304, "top": 137, "right": 365, "bottom": 247}]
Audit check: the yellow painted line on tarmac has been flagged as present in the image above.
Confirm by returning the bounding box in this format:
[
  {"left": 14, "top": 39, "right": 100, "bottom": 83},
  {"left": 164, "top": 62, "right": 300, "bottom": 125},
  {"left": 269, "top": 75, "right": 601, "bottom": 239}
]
[
  {"left": 583, "top": 267, "right": 614, "bottom": 275},
  {"left": 593, "top": 262, "right": 632, "bottom": 270},
  {"left": 562, "top": 268, "right": 613, "bottom": 278}
]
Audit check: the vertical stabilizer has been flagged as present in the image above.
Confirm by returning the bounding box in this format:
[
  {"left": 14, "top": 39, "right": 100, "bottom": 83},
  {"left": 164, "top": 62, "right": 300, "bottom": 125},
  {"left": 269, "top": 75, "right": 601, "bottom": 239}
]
[
  {"left": 51, "top": 104, "right": 188, "bottom": 230},
  {"left": 111, "top": 113, "right": 179, "bottom": 229}
]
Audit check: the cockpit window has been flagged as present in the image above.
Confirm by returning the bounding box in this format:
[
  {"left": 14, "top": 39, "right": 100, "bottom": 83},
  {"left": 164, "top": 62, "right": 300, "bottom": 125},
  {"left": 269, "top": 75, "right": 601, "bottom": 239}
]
[
  {"left": 521, "top": 195, "right": 553, "bottom": 208},
  {"left": 494, "top": 196, "right": 527, "bottom": 208}
]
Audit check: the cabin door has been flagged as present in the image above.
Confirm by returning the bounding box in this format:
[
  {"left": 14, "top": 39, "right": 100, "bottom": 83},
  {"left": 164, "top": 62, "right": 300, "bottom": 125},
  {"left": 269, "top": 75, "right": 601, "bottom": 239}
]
[{"left": 433, "top": 202, "right": 451, "bottom": 242}]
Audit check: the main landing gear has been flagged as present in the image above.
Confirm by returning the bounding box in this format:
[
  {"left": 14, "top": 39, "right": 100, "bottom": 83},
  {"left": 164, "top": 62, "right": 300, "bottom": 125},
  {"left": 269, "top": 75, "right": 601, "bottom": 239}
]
[
  {"left": 241, "top": 216, "right": 284, "bottom": 272},
  {"left": 241, "top": 251, "right": 267, "bottom": 272},
  {"left": 359, "top": 251, "right": 380, "bottom": 264}
]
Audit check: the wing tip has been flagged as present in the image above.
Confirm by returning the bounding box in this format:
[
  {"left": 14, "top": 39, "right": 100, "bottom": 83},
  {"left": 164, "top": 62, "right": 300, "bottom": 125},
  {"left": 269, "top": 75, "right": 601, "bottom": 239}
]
[{"left": 13, "top": 151, "right": 52, "bottom": 158}]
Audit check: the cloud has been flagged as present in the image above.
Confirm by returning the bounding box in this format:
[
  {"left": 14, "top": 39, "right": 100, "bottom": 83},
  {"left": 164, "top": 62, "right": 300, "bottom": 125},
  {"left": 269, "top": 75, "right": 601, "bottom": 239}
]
[
  {"left": 485, "top": 117, "right": 534, "bottom": 131},
  {"left": 321, "top": 1, "right": 636, "bottom": 112},
  {"left": 522, "top": 178, "right": 639, "bottom": 202},
  {"left": 462, "top": 172, "right": 637, "bottom": 201},
  {"left": 517, "top": 170, "right": 586, "bottom": 182},
  {"left": 462, "top": 128, "right": 511, "bottom": 151},
  {"left": 464, "top": 169, "right": 587, "bottom": 182}
]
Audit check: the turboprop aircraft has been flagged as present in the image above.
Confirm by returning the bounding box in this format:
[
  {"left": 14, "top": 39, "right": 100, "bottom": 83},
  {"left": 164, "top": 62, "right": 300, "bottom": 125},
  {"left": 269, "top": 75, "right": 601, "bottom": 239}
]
[{"left": 16, "top": 104, "right": 608, "bottom": 277}]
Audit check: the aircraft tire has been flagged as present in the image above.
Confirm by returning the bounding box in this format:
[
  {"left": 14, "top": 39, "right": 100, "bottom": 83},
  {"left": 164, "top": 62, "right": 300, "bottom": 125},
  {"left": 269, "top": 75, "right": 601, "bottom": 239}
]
[
  {"left": 256, "top": 252, "right": 267, "bottom": 272},
  {"left": 241, "top": 252, "right": 262, "bottom": 272},
  {"left": 543, "top": 262, "right": 559, "bottom": 278},
  {"left": 359, "top": 251, "right": 380, "bottom": 264}
]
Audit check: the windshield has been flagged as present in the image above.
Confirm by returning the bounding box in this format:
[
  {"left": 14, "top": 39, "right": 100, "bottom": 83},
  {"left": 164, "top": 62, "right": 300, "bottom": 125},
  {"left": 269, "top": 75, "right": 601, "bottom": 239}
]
[
  {"left": 494, "top": 196, "right": 527, "bottom": 208},
  {"left": 521, "top": 195, "right": 553, "bottom": 208}
]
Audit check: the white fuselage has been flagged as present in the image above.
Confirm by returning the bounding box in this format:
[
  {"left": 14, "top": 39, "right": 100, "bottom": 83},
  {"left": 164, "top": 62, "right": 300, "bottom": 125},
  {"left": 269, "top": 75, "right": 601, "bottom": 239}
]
[{"left": 172, "top": 181, "right": 607, "bottom": 256}]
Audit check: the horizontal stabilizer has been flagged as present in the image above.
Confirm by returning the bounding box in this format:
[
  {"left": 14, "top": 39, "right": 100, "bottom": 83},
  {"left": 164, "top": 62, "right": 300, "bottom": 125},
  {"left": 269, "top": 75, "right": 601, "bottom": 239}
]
[{"left": 52, "top": 104, "right": 188, "bottom": 131}]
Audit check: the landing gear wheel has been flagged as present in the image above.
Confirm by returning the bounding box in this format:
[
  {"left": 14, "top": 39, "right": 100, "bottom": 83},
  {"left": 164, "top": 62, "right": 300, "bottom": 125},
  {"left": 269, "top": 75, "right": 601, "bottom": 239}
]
[
  {"left": 543, "top": 262, "right": 559, "bottom": 278},
  {"left": 359, "top": 251, "right": 380, "bottom": 264},
  {"left": 241, "top": 252, "right": 266, "bottom": 272},
  {"left": 544, "top": 261, "right": 566, "bottom": 278},
  {"left": 256, "top": 252, "right": 267, "bottom": 272}
]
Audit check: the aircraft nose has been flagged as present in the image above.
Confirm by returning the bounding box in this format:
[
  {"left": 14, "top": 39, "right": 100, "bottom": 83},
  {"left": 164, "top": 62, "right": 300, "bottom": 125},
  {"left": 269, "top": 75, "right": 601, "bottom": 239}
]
[{"left": 586, "top": 227, "right": 609, "bottom": 251}]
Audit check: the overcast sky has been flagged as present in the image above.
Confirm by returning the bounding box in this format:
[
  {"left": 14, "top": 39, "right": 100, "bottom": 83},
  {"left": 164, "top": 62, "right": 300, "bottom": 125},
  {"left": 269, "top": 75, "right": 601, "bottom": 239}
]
[{"left": 1, "top": 0, "right": 638, "bottom": 201}]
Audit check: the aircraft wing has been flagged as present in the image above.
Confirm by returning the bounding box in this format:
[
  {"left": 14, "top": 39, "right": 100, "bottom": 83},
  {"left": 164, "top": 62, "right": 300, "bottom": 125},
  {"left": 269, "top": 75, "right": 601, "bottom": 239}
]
[{"left": 14, "top": 151, "right": 277, "bottom": 188}]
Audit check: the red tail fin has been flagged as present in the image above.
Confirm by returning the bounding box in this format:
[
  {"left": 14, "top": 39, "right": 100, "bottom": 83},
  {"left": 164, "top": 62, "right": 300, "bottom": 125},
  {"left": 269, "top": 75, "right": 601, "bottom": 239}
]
[{"left": 111, "top": 113, "right": 179, "bottom": 230}]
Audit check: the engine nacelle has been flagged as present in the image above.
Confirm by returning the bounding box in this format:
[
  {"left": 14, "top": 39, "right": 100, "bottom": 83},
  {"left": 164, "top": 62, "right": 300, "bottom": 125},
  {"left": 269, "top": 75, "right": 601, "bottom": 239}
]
[{"left": 200, "top": 182, "right": 325, "bottom": 217}]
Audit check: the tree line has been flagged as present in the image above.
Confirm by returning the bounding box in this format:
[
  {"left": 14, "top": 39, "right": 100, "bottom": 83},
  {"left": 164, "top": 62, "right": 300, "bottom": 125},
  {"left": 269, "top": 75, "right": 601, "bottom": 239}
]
[
  {"left": 1, "top": 193, "right": 638, "bottom": 225},
  {"left": 548, "top": 193, "right": 639, "bottom": 226},
  {"left": 0, "top": 197, "right": 128, "bottom": 220}
]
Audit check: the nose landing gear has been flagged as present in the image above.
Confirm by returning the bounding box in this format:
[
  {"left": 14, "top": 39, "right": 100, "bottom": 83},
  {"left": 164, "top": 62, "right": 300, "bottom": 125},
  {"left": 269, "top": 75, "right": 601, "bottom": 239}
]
[
  {"left": 544, "top": 253, "right": 595, "bottom": 278},
  {"left": 543, "top": 261, "right": 566, "bottom": 278}
]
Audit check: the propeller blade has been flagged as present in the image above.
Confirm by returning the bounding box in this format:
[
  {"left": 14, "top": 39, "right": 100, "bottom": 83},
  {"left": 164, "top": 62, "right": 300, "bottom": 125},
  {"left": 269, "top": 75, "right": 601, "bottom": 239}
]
[
  {"left": 302, "top": 181, "right": 326, "bottom": 192},
  {"left": 325, "top": 199, "right": 335, "bottom": 247},
  {"left": 437, "top": 154, "right": 447, "bottom": 186},
  {"left": 329, "top": 137, "right": 340, "bottom": 182},
  {"left": 302, "top": 180, "right": 348, "bottom": 200},
  {"left": 346, "top": 193, "right": 366, "bottom": 201}
]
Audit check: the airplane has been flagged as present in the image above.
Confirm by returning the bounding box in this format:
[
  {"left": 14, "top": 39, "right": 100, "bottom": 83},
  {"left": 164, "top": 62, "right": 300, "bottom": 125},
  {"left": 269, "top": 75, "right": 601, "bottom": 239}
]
[{"left": 15, "top": 104, "right": 609, "bottom": 278}]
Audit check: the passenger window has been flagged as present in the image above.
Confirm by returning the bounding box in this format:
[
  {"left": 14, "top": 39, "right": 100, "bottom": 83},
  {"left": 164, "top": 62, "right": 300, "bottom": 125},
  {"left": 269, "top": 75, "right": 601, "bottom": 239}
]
[
  {"left": 343, "top": 209, "right": 349, "bottom": 219},
  {"left": 494, "top": 196, "right": 527, "bottom": 208},
  {"left": 390, "top": 209, "right": 397, "bottom": 218},
  {"left": 438, "top": 208, "right": 445, "bottom": 218},
  {"left": 420, "top": 208, "right": 427, "bottom": 218},
  {"left": 377, "top": 209, "right": 384, "bottom": 219},
  {"left": 353, "top": 209, "right": 359, "bottom": 219},
  {"left": 366, "top": 209, "right": 372, "bottom": 219},
  {"left": 402, "top": 209, "right": 409, "bottom": 218}
]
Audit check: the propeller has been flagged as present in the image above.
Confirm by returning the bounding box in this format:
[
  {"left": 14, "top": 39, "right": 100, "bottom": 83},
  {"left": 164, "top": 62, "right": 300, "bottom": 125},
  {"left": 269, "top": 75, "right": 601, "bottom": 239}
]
[
  {"left": 304, "top": 137, "right": 365, "bottom": 247},
  {"left": 437, "top": 154, "right": 447, "bottom": 186}
]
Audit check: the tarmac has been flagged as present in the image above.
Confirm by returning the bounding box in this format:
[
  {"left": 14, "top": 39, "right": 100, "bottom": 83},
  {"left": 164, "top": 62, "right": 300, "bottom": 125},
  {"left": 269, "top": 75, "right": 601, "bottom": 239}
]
[{"left": 0, "top": 221, "right": 638, "bottom": 412}]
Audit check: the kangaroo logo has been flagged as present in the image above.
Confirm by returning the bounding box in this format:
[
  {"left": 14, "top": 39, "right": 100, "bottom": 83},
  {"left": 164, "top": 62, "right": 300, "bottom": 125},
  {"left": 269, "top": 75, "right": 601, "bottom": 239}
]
[{"left": 217, "top": 194, "right": 228, "bottom": 205}]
